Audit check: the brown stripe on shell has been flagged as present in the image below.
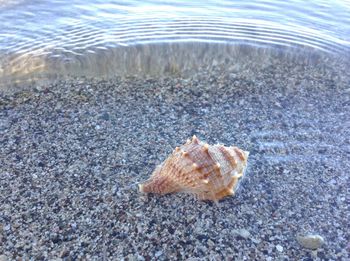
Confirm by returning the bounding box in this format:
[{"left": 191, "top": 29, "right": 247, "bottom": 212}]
[
  {"left": 215, "top": 187, "right": 234, "bottom": 200},
  {"left": 172, "top": 153, "right": 199, "bottom": 189},
  {"left": 218, "top": 146, "right": 237, "bottom": 168},
  {"left": 186, "top": 144, "right": 222, "bottom": 182},
  {"left": 233, "top": 147, "right": 246, "bottom": 162},
  {"left": 214, "top": 175, "right": 239, "bottom": 199}
]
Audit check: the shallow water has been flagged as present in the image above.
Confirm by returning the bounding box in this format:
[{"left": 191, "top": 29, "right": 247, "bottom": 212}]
[
  {"left": 1, "top": 1, "right": 350, "bottom": 259},
  {"left": 1, "top": 0, "right": 350, "bottom": 88},
  {"left": 0, "top": 61, "right": 349, "bottom": 259}
]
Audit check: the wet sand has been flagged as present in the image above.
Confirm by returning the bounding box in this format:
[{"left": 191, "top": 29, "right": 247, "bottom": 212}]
[{"left": 0, "top": 59, "right": 349, "bottom": 260}]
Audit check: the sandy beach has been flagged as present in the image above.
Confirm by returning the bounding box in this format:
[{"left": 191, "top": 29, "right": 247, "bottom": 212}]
[{"left": 0, "top": 58, "right": 349, "bottom": 260}]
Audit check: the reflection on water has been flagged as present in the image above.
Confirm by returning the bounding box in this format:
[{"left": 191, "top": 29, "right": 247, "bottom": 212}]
[{"left": 0, "top": 0, "right": 350, "bottom": 88}]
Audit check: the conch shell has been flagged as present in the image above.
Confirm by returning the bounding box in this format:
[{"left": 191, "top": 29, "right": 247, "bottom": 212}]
[{"left": 139, "top": 136, "right": 249, "bottom": 201}]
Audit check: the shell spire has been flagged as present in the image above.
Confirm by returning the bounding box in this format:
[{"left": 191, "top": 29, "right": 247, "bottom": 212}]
[{"left": 139, "top": 136, "right": 249, "bottom": 201}]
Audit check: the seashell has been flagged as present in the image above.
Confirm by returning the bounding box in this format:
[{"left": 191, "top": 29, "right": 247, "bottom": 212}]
[{"left": 139, "top": 136, "right": 249, "bottom": 202}]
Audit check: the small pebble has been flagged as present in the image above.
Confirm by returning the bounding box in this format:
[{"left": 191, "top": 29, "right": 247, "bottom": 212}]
[
  {"left": 137, "top": 255, "right": 145, "bottom": 261},
  {"left": 233, "top": 229, "right": 251, "bottom": 239},
  {"left": 276, "top": 244, "right": 283, "bottom": 252},
  {"left": 155, "top": 250, "right": 163, "bottom": 257},
  {"left": 297, "top": 234, "right": 325, "bottom": 250}
]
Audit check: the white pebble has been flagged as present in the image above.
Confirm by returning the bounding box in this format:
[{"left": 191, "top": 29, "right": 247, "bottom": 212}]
[
  {"left": 276, "top": 244, "right": 283, "bottom": 252},
  {"left": 0, "top": 255, "right": 8, "bottom": 261},
  {"left": 155, "top": 250, "right": 163, "bottom": 257},
  {"left": 297, "top": 234, "right": 324, "bottom": 250},
  {"left": 233, "top": 228, "right": 251, "bottom": 239}
]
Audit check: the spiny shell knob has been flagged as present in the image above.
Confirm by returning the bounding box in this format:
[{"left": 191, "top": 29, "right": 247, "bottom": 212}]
[{"left": 139, "top": 136, "right": 249, "bottom": 202}]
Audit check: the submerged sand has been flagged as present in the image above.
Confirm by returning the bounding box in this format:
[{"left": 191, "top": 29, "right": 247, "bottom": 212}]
[{"left": 0, "top": 59, "right": 349, "bottom": 260}]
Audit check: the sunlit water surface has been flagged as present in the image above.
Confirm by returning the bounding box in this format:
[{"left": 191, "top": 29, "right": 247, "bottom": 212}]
[{"left": 0, "top": 0, "right": 350, "bottom": 87}]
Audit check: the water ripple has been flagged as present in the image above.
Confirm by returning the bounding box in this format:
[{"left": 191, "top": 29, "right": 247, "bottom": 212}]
[{"left": 1, "top": 0, "right": 350, "bottom": 85}]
